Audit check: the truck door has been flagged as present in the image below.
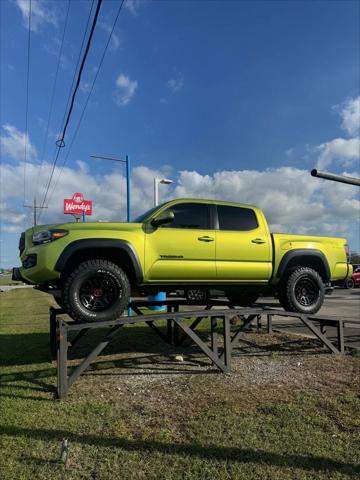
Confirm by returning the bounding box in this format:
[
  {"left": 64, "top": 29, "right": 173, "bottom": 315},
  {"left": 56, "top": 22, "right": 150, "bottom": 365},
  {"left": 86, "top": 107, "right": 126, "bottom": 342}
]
[
  {"left": 215, "top": 205, "right": 272, "bottom": 281},
  {"left": 145, "top": 202, "right": 216, "bottom": 281}
]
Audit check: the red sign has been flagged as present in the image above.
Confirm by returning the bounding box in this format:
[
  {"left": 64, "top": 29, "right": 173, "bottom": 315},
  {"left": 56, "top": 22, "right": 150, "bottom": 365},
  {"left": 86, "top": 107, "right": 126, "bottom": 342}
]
[{"left": 64, "top": 192, "right": 92, "bottom": 215}]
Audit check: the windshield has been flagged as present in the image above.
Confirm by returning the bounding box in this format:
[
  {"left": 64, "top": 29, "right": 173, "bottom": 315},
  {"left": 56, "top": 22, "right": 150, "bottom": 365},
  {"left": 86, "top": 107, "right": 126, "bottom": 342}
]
[{"left": 133, "top": 205, "right": 161, "bottom": 223}]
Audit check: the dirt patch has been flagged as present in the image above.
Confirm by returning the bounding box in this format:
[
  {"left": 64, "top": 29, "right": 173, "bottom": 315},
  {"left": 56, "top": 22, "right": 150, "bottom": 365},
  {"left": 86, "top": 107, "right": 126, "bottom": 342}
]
[{"left": 68, "top": 332, "right": 360, "bottom": 421}]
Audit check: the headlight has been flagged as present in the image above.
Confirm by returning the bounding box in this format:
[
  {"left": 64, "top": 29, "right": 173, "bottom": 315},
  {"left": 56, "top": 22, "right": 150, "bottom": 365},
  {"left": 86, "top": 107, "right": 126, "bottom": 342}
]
[{"left": 32, "top": 229, "right": 68, "bottom": 245}]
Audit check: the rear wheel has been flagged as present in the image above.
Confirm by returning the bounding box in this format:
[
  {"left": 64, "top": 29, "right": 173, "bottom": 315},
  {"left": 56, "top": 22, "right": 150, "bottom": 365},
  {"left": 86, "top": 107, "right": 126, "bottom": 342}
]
[
  {"left": 344, "top": 278, "right": 354, "bottom": 289},
  {"left": 63, "top": 259, "right": 130, "bottom": 323},
  {"left": 185, "top": 288, "right": 209, "bottom": 302},
  {"left": 280, "top": 267, "right": 325, "bottom": 314}
]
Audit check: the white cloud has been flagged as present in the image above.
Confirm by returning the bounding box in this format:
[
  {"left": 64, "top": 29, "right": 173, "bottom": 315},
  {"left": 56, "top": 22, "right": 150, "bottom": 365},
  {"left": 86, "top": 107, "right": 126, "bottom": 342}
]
[
  {"left": 172, "top": 167, "right": 360, "bottom": 239},
  {"left": 80, "top": 81, "right": 92, "bottom": 94},
  {"left": 167, "top": 76, "right": 184, "bottom": 93},
  {"left": 316, "top": 137, "right": 360, "bottom": 169},
  {"left": 99, "top": 21, "right": 121, "bottom": 52},
  {"left": 0, "top": 159, "right": 358, "bottom": 248},
  {"left": 0, "top": 124, "right": 37, "bottom": 161},
  {"left": 113, "top": 74, "right": 138, "bottom": 106},
  {"left": 314, "top": 96, "right": 360, "bottom": 170},
  {"left": 15, "top": 0, "right": 58, "bottom": 33},
  {"left": 339, "top": 96, "right": 360, "bottom": 136},
  {"left": 125, "top": 0, "right": 141, "bottom": 16}
]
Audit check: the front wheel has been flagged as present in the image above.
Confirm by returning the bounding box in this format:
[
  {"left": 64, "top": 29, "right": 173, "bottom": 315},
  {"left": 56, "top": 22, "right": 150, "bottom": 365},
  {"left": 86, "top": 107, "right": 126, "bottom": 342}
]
[
  {"left": 344, "top": 278, "right": 355, "bottom": 289},
  {"left": 63, "top": 259, "right": 130, "bottom": 323},
  {"left": 280, "top": 267, "right": 325, "bottom": 314}
]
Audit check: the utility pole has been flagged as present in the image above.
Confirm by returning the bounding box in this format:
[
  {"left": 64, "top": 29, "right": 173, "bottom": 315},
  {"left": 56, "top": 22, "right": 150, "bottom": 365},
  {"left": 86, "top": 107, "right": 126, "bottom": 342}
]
[{"left": 24, "top": 198, "right": 48, "bottom": 226}]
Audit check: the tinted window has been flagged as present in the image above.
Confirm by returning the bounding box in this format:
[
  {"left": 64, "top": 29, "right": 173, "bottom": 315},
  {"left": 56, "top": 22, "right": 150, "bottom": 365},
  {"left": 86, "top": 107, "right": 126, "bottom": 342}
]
[
  {"left": 161, "top": 203, "right": 210, "bottom": 229},
  {"left": 218, "top": 205, "right": 258, "bottom": 231}
]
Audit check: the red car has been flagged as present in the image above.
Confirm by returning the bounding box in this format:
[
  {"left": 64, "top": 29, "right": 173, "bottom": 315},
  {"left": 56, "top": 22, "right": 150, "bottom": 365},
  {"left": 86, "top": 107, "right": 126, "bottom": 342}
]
[
  {"left": 333, "top": 265, "right": 360, "bottom": 289},
  {"left": 350, "top": 267, "right": 360, "bottom": 288}
]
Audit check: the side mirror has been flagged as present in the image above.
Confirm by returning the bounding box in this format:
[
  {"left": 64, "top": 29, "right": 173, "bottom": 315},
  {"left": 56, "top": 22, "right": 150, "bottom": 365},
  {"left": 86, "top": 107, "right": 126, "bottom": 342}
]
[{"left": 151, "top": 210, "right": 175, "bottom": 227}]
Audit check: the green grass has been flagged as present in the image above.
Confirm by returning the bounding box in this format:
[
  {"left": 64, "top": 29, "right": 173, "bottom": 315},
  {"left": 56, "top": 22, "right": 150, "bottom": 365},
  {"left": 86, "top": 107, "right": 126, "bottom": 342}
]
[
  {"left": 0, "top": 275, "right": 22, "bottom": 286},
  {"left": 1, "top": 289, "right": 359, "bottom": 480}
]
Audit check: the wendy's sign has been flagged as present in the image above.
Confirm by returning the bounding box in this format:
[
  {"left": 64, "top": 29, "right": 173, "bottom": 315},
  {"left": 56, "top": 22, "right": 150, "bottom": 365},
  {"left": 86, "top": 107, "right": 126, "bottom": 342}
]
[{"left": 64, "top": 192, "right": 92, "bottom": 215}]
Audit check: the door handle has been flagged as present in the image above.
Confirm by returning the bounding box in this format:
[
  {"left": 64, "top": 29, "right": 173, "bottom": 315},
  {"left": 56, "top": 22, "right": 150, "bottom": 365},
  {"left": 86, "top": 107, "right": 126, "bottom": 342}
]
[
  {"left": 251, "top": 238, "right": 266, "bottom": 244},
  {"left": 198, "top": 236, "right": 214, "bottom": 242}
]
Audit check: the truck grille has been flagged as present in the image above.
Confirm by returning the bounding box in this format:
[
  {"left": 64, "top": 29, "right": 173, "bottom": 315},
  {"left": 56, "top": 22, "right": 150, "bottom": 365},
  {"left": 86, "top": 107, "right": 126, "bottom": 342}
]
[{"left": 19, "top": 232, "right": 25, "bottom": 255}]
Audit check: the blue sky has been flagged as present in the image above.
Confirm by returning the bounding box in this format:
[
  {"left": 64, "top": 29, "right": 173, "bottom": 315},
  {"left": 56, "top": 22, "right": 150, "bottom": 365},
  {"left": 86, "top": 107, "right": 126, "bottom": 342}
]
[{"left": 0, "top": 0, "right": 359, "bottom": 268}]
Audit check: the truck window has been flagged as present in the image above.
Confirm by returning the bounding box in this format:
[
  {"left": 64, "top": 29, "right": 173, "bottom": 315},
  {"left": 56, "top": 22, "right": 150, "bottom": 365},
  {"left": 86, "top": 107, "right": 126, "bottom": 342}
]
[
  {"left": 217, "top": 205, "right": 258, "bottom": 231},
  {"left": 161, "top": 203, "right": 210, "bottom": 229}
]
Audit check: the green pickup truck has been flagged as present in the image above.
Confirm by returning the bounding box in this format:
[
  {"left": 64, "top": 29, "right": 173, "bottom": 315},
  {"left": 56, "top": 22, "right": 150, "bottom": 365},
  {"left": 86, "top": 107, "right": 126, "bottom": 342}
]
[{"left": 13, "top": 198, "right": 352, "bottom": 322}]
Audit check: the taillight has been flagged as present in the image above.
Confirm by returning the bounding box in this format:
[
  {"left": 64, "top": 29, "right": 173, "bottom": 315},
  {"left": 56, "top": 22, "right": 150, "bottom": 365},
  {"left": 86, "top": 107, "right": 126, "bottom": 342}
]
[{"left": 345, "top": 244, "right": 350, "bottom": 263}]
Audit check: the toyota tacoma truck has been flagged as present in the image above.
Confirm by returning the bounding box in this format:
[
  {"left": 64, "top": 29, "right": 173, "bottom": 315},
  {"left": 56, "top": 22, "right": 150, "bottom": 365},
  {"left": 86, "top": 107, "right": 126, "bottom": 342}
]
[{"left": 13, "top": 199, "right": 352, "bottom": 322}]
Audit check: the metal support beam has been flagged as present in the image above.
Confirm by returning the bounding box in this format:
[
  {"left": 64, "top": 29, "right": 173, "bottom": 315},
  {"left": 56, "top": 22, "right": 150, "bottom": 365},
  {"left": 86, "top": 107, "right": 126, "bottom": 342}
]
[
  {"left": 172, "top": 317, "right": 229, "bottom": 372},
  {"left": 67, "top": 324, "right": 124, "bottom": 389},
  {"left": 48, "top": 300, "right": 357, "bottom": 399}
]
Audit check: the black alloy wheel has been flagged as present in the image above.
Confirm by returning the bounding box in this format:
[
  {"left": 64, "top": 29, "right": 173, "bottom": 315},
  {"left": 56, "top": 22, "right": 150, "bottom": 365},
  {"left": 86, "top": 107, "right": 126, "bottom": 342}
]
[
  {"left": 185, "top": 289, "right": 209, "bottom": 302},
  {"left": 79, "top": 272, "right": 120, "bottom": 312},
  {"left": 294, "top": 276, "right": 318, "bottom": 307}
]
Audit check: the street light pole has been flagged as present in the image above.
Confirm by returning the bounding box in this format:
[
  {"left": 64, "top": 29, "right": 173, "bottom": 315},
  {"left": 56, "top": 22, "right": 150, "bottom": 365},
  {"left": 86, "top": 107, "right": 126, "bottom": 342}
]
[
  {"left": 90, "top": 155, "right": 131, "bottom": 221},
  {"left": 154, "top": 177, "right": 173, "bottom": 207},
  {"left": 150, "top": 177, "right": 173, "bottom": 311},
  {"left": 90, "top": 154, "right": 132, "bottom": 317}
]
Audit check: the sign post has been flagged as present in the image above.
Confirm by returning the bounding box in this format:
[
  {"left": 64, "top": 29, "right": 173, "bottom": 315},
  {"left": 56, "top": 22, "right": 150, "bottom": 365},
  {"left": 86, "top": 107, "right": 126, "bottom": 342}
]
[{"left": 64, "top": 193, "right": 93, "bottom": 220}]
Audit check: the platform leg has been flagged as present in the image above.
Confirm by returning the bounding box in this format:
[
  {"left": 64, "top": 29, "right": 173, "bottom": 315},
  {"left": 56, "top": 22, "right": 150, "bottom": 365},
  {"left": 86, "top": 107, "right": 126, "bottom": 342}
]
[
  {"left": 211, "top": 317, "right": 218, "bottom": 365},
  {"left": 267, "top": 314, "right": 273, "bottom": 334},
  {"left": 166, "top": 306, "right": 173, "bottom": 344},
  {"left": 337, "top": 321, "right": 345, "bottom": 354},
  {"left": 57, "top": 320, "right": 68, "bottom": 399},
  {"left": 223, "top": 316, "right": 231, "bottom": 372},
  {"left": 49, "top": 307, "right": 57, "bottom": 361}
]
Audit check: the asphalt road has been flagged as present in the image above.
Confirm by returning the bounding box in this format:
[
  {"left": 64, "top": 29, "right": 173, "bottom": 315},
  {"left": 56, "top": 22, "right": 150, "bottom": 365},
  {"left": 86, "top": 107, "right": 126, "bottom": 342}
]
[
  {"left": 259, "top": 288, "right": 360, "bottom": 350},
  {"left": 0, "top": 285, "right": 33, "bottom": 292}
]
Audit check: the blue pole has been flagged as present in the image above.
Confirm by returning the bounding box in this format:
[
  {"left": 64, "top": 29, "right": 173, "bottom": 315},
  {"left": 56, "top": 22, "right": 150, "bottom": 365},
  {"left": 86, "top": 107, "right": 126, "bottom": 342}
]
[
  {"left": 126, "top": 154, "right": 131, "bottom": 222},
  {"left": 82, "top": 210, "right": 86, "bottom": 222},
  {"left": 126, "top": 154, "right": 132, "bottom": 316}
]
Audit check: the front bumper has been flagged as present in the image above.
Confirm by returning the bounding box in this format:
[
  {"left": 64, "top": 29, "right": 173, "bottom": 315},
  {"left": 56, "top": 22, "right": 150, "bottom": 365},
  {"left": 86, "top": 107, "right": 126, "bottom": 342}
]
[{"left": 12, "top": 267, "right": 33, "bottom": 284}]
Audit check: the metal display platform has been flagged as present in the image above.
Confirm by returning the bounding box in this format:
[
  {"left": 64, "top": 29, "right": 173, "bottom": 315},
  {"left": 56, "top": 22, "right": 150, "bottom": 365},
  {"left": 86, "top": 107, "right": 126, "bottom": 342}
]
[{"left": 49, "top": 299, "right": 359, "bottom": 399}]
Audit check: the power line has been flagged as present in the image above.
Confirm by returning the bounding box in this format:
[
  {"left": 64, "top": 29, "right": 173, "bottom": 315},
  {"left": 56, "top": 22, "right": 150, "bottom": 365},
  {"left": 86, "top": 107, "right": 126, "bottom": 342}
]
[
  {"left": 39, "top": 0, "right": 103, "bottom": 213},
  {"left": 23, "top": 0, "right": 32, "bottom": 209},
  {"left": 38, "top": 0, "right": 95, "bottom": 206},
  {"left": 35, "top": 0, "right": 71, "bottom": 201},
  {"left": 43, "top": 0, "right": 126, "bottom": 217},
  {"left": 56, "top": 0, "right": 96, "bottom": 157}
]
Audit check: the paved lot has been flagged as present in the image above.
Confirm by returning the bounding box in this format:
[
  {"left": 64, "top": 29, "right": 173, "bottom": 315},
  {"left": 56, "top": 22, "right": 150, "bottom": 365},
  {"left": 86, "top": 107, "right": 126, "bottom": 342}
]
[
  {"left": 258, "top": 288, "right": 360, "bottom": 350},
  {"left": 0, "top": 284, "right": 33, "bottom": 292}
]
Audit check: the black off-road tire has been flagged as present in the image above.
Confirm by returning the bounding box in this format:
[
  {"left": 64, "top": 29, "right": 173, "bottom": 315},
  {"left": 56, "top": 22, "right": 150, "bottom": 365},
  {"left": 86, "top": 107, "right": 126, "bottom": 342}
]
[
  {"left": 277, "top": 281, "right": 292, "bottom": 312},
  {"left": 63, "top": 259, "right": 130, "bottom": 323},
  {"left": 281, "top": 267, "right": 325, "bottom": 314},
  {"left": 226, "top": 291, "right": 259, "bottom": 307},
  {"left": 345, "top": 278, "right": 355, "bottom": 289}
]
